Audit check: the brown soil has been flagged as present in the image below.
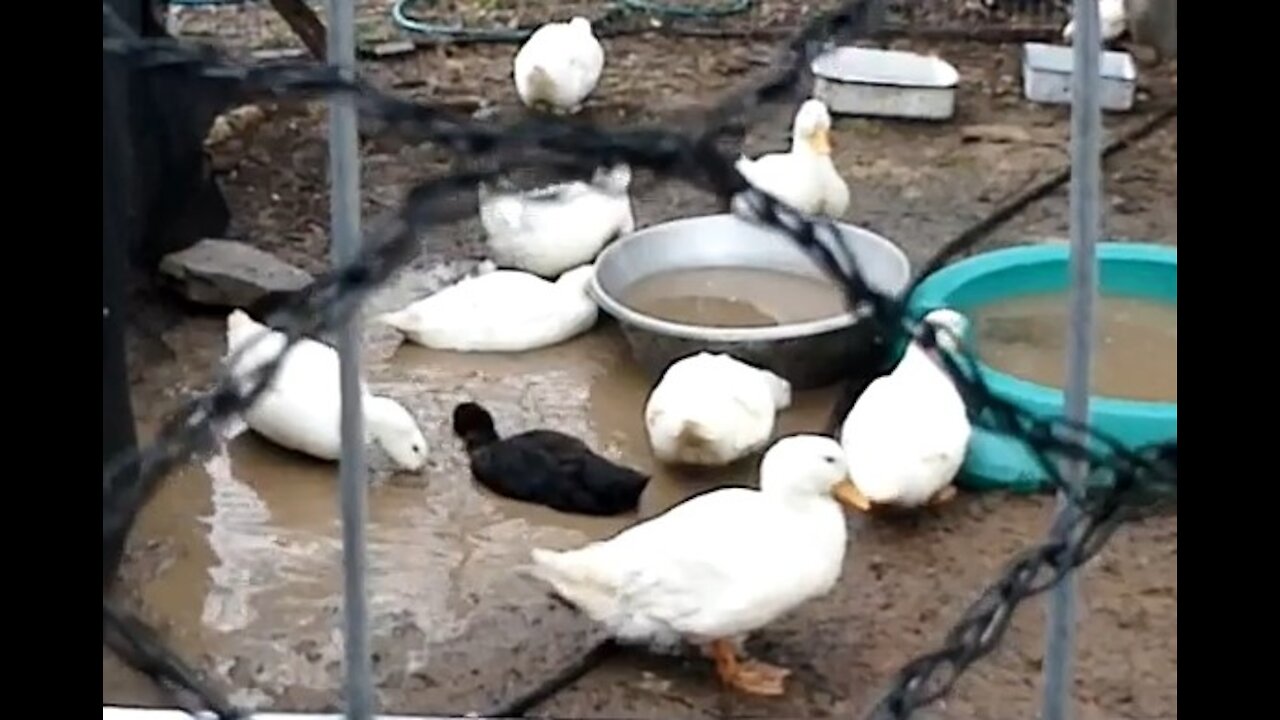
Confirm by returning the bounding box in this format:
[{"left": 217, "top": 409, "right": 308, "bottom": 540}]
[{"left": 106, "top": 2, "right": 1177, "bottom": 718}]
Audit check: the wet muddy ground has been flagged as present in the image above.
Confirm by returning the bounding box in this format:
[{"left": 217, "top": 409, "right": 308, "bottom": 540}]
[{"left": 105, "top": 3, "right": 1177, "bottom": 718}]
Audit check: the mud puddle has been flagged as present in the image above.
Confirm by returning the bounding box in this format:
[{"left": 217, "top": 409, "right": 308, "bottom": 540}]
[{"left": 117, "top": 314, "right": 840, "bottom": 708}]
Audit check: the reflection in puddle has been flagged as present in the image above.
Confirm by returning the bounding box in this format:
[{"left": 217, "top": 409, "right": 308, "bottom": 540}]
[
  {"left": 116, "top": 321, "right": 842, "bottom": 703},
  {"left": 201, "top": 446, "right": 281, "bottom": 634}
]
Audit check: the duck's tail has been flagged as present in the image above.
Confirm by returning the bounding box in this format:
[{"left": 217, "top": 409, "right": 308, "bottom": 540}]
[
  {"left": 661, "top": 419, "right": 730, "bottom": 466},
  {"left": 225, "top": 308, "right": 258, "bottom": 338},
  {"left": 526, "top": 65, "right": 558, "bottom": 105},
  {"left": 579, "top": 454, "right": 650, "bottom": 512},
  {"left": 227, "top": 308, "right": 254, "bottom": 329},
  {"left": 225, "top": 308, "right": 269, "bottom": 357},
  {"left": 525, "top": 547, "right": 620, "bottom": 622},
  {"left": 375, "top": 308, "right": 411, "bottom": 332},
  {"left": 675, "top": 419, "right": 719, "bottom": 455}
]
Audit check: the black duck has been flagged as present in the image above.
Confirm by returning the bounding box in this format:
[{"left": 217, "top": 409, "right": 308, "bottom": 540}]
[{"left": 452, "top": 401, "right": 650, "bottom": 516}]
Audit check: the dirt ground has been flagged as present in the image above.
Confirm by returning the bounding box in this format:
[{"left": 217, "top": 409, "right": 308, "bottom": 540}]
[{"left": 104, "top": 2, "right": 1177, "bottom": 718}]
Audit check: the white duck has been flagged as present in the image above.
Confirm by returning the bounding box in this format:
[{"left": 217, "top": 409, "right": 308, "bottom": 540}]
[
  {"left": 478, "top": 164, "right": 634, "bottom": 279},
  {"left": 512, "top": 16, "right": 604, "bottom": 114},
  {"left": 1062, "top": 0, "right": 1128, "bottom": 44},
  {"left": 837, "top": 307, "right": 973, "bottom": 511},
  {"left": 525, "top": 434, "right": 864, "bottom": 696},
  {"left": 644, "top": 352, "right": 792, "bottom": 467},
  {"left": 223, "top": 310, "right": 428, "bottom": 472},
  {"left": 375, "top": 264, "right": 599, "bottom": 353},
  {"left": 734, "top": 99, "right": 849, "bottom": 218}
]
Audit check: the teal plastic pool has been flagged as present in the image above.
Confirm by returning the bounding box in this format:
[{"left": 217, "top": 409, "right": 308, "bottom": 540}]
[{"left": 905, "top": 241, "right": 1178, "bottom": 493}]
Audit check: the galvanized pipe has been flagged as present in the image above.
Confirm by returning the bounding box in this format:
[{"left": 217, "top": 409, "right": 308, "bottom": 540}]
[
  {"left": 325, "top": 0, "right": 373, "bottom": 717},
  {"left": 1042, "top": 0, "right": 1104, "bottom": 718}
]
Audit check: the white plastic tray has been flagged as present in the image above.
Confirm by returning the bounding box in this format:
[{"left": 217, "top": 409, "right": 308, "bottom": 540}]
[
  {"left": 1021, "top": 42, "right": 1138, "bottom": 112},
  {"left": 811, "top": 46, "right": 960, "bottom": 121}
]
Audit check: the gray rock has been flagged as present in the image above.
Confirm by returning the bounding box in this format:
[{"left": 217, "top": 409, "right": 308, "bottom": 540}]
[{"left": 159, "top": 239, "right": 314, "bottom": 308}]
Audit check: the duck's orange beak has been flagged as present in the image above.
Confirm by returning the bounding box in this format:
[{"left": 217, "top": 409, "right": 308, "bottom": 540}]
[
  {"left": 807, "top": 128, "right": 832, "bottom": 155},
  {"left": 831, "top": 477, "right": 871, "bottom": 513}
]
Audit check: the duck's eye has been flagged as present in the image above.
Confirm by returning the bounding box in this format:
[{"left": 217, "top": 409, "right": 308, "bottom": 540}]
[
  {"left": 412, "top": 444, "right": 422, "bottom": 453},
  {"left": 824, "top": 456, "right": 837, "bottom": 464}
]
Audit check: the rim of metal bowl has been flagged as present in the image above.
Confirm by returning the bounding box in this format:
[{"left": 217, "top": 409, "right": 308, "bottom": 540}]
[{"left": 588, "top": 214, "right": 911, "bottom": 343}]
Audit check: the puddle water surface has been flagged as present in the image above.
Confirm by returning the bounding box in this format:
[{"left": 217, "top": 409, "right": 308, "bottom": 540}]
[
  {"left": 121, "top": 321, "right": 840, "bottom": 704},
  {"left": 971, "top": 292, "right": 1178, "bottom": 402}
]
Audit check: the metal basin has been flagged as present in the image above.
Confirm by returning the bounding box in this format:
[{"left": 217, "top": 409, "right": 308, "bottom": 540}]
[{"left": 589, "top": 213, "right": 912, "bottom": 390}]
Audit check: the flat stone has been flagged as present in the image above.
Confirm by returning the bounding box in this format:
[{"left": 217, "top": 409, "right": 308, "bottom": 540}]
[{"left": 159, "top": 239, "right": 314, "bottom": 308}]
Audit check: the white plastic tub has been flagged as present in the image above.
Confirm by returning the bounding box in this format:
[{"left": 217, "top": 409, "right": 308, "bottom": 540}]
[
  {"left": 810, "top": 46, "right": 960, "bottom": 121},
  {"left": 1021, "top": 42, "right": 1138, "bottom": 112}
]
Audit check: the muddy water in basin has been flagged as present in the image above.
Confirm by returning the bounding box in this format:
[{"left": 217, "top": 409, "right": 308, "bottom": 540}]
[
  {"left": 116, "top": 321, "right": 842, "bottom": 709},
  {"left": 971, "top": 292, "right": 1178, "bottom": 403},
  {"left": 621, "top": 266, "right": 849, "bottom": 327}
]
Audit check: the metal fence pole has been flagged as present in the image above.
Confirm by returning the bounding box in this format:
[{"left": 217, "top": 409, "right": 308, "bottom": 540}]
[
  {"left": 325, "top": 0, "right": 373, "bottom": 717},
  {"left": 1042, "top": 0, "right": 1103, "bottom": 718}
]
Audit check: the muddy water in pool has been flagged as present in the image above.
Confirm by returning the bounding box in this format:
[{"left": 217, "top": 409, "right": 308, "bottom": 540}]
[
  {"left": 621, "top": 266, "right": 849, "bottom": 327},
  {"left": 971, "top": 292, "right": 1178, "bottom": 402},
  {"left": 120, "top": 322, "right": 840, "bottom": 705}
]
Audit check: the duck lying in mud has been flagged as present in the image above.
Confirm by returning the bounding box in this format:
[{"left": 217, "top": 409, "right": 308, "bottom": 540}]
[{"left": 451, "top": 401, "right": 650, "bottom": 516}]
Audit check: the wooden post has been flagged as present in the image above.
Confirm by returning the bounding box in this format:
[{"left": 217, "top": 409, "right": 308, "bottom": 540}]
[{"left": 269, "top": 0, "right": 329, "bottom": 60}]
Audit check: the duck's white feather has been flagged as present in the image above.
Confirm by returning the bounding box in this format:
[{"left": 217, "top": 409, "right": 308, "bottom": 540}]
[
  {"left": 1062, "top": 0, "right": 1128, "bottom": 43},
  {"left": 224, "top": 310, "right": 427, "bottom": 471},
  {"left": 479, "top": 165, "right": 634, "bottom": 279},
  {"left": 513, "top": 17, "right": 604, "bottom": 113},
  {"left": 838, "top": 310, "right": 972, "bottom": 507},
  {"left": 226, "top": 312, "right": 358, "bottom": 462},
  {"left": 644, "top": 352, "right": 792, "bottom": 466},
  {"left": 376, "top": 265, "right": 599, "bottom": 352},
  {"left": 527, "top": 435, "right": 852, "bottom": 650},
  {"left": 735, "top": 151, "right": 849, "bottom": 217},
  {"left": 734, "top": 99, "right": 849, "bottom": 218}
]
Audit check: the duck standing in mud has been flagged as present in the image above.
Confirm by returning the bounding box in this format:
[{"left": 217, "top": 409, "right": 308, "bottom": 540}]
[
  {"left": 525, "top": 434, "right": 864, "bottom": 696},
  {"left": 837, "top": 308, "right": 973, "bottom": 511}
]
